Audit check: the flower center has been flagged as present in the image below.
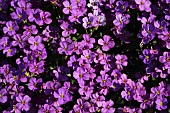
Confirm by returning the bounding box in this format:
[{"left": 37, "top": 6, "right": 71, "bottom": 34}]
[
  {"left": 156, "top": 91, "right": 160, "bottom": 95},
  {"left": 9, "top": 27, "right": 13, "bottom": 31},
  {"left": 102, "top": 79, "right": 106, "bottom": 83},
  {"left": 60, "top": 94, "right": 64, "bottom": 98},
  {"left": 18, "top": 14, "right": 22, "bottom": 19},
  {"left": 21, "top": 101, "right": 25, "bottom": 105},
  {"left": 79, "top": 74, "right": 83, "bottom": 78},
  {"left": 140, "top": 2, "right": 144, "bottom": 5},
  {"left": 145, "top": 55, "right": 149, "bottom": 59},
  {"left": 34, "top": 42, "right": 38, "bottom": 45},
  {"left": 8, "top": 49, "right": 11, "bottom": 53},
  {"left": 159, "top": 102, "right": 163, "bottom": 106}
]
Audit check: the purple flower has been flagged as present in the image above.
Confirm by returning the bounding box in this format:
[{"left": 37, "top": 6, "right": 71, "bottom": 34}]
[
  {"left": 78, "top": 85, "right": 93, "bottom": 98},
  {"left": 141, "top": 24, "right": 156, "bottom": 41},
  {"left": 135, "top": 0, "right": 151, "bottom": 12},
  {"left": 3, "top": 47, "right": 17, "bottom": 57},
  {"left": 37, "top": 11, "right": 52, "bottom": 26},
  {"left": 12, "top": 34, "right": 27, "bottom": 48},
  {"left": 68, "top": 10, "right": 83, "bottom": 23},
  {"left": 101, "top": 100, "right": 115, "bottom": 113},
  {"left": 113, "top": 13, "right": 130, "bottom": 29},
  {"left": 73, "top": 98, "right": 90, "bottom": 113},
  {"left": 155, "top": 98, "right": 168, "bottom": 110},
  {"left": 3, "top": 21, "right": 19, "bottom": 36},
  {"left": 38, "top": 104, "right": 55, "bottom": 113},
  {"left": 10, "top": 8, "right": 27, "bottom": 23},
  {"left": 115, "top": 54, "right": 128, "bottom": 70},
  {"left": 58, "top": 41, "right": 74, "bottom": 55},
  {"left": 94, "top": 15, "right": 106, "bottom": 27},
  {"left": 28, "top": 77, "right": 43, "bottom": 91},
  {"left": 121, "top": 87, "right": 134, "bottom": 101},
  {"left": 82, "top": 34, "right": 95, "bottom": 49},
  {"left": 60, "top": 21, "right": 77, "bottom": 37},
  {"left": 23, "top": 25, "right": 38, "bottom": 36},
  {"left": 29, "top": 61, "right": 44, "bottom": 75},
  {"left": 96, "top": 74, "right": 112, "bottom": 87},
  {"left": 0, "top": 36, "right": 10, "bottom": 50},
  {"left": 158, "top": 31, "right": 170, "bottom": 49},
  {"left": 115, "top": 1, "right": 128, "bottom": 13},
  {"left": 139, "top": 49, "right": 154, "bottom": 64},
  {"left": 98, "top": 35, "right": 115, "bottom": 51},
  {"left": 0, "top": 89, "right": 7, "bottom": 103},
  {"left": 150, "top": 86, "right": 165, "bottom": 99},
  {"left": 16, "top": 94, "right": 31, "bottom": 111},
  {"left": 159, "top": 52, "right": 170, "bottom": 66},
  {"left": 63, "top": 1, "right": 72, "bottom": 14},
  {"left": 28, "top": 36, "right": 44, "bottom": 50},
  {"left": 82, "top": 16, "right": 95, "bottom": 28},
  {"left": 54, "top": 88, "right": 72, "bottom": 105},
  {"left": 73, "top": 67, "right": 90, "bottom": 85}
]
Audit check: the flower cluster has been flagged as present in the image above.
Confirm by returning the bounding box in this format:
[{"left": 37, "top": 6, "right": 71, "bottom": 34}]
[{"left": 0, "top": 0, "right": 170, "bottom": 113}]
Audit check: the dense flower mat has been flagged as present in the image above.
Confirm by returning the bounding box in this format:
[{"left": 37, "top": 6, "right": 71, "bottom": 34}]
[{"left": 0, "top": 0, "right": 170, "bottom": 113}]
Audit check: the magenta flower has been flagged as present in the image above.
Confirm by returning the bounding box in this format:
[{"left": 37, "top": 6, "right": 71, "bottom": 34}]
[
  {"left": 101, "top": 100, "right": 115, "bottom": 113},
  {"left": 115, "top": 54, "right": 128, "bottom": 70},
  {"left": 54, "top": 88, "right": 72, "bottom": 105},
  {"left": 135, "top": 0, "right": 151, "bottom": 12},
  {"left": 98, "top": 35, "right": 115, "bottom": 51},
  {"left": 3, "top": 21, "right": 19, "bottom": 36},
  {"left": 16, "top": 94, "right": 31, "bottom": 111},
  {"left": 0, "top": 89, "right": 7, "bottom": 103},
  {"left": 28, "top": 36, "right": 44, "bottom": 50},
  {"left": 155, "top": 98, "right": 168, "bottom": 110}
]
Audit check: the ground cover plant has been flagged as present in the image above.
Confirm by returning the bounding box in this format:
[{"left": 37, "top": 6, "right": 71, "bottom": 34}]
[{"left": 0, "top": 0, "right": 170, "bottom": 113}]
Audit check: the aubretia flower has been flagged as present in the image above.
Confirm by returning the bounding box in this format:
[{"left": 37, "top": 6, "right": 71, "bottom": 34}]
[
  {"left": 38, "top": 11, "right": 52, "bottom": 26},
  {"left": 115, "top": 1, "right": 128, "bottom": 13},
  {"left": 58, "top": 41, "right": 73, "bottom": 55},
  {"left": 0, "top": 89, "right": 7, "bottom": 103},
  {"left": 54, "top": 88, "right": 72, "bottom": 105},
  {"left": 96, "top": 74, "right": 112, "bottom": 87},
  {"left": 98, "top": 35, "right": 115, "bottom": 51},
  {"left": 73, "top": 67, "right": 90, "bottom": 85},
  {"left": 101, "top": 100, "right": 115, "bottom": 113},
  {"left": 16, "top": 94, "right": 31, "bottom": 111},
  {"left": 73, "top": 98, "right": 90, "bottom": 113},
  {"left": 82, "top": 16, "right": 94, "bottom": 28},
  {"left": 63, "top": 0, "right": 72, "bottom": 14},
  {"left": 135, "top": 0, "right": 151, "bottom": 12},
  {"left": 60, "top": 21, "right": 77, "bottom": 37},
  {"left": 12, "top": 34, "right": 27, "bottom": 48},
  {"left": 139, "top": 49, "right": 154, "bottom": 64},
  {"left": 121, "top": 87, "right": 134, "bottom": 101},
  {"left": 3, "top": 47, "right": 17, "bottom": 57},
  {"left": 91, "top": 93, "right": 105, "bottom": 107},
  {"left": 113, "top": 13, "right": 130, "bottom": 29},
  {"left": 155, "top": 98, "right": 168, "bottom": 110},
  {"left": 158, "top": 31, "right": 170, "bottom": 49},
  {"left": 159, "top": 52, "right": 170, "bottom": 65},
  {"left": 23, "top": 25, "right": 38, "bottom": 36},
  {"left": 38, "top": 104, "right": 55, "bottom": 113},
  {"left": 3, "top": 21, "right": 19, "bottom": 36},
  {"left": 28, "top": 36, "right": 44, "bottom": 50},
  {"left": 29, "top": 61, "right": 45, "bottom": 75},
  {"left": 0, "top": 36, "right": 10, "bottom": 50},
  {"left": 28, "top": 77, "right": 43, "bottom": 91},
  {"left": 94, "top": 15, "right": 106, "bottom": 27},
  {"left": 78, "top": 85, "right": 93, "bottom": 98},
  {"left": 10, "top": 8, "right": 27, "bottom": 23},
  {"left": 115, "top": 54, "right": 128, "bottom": 70},
  {"left": 150, "top": 86, "right": 165, "bottom": 99}
]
